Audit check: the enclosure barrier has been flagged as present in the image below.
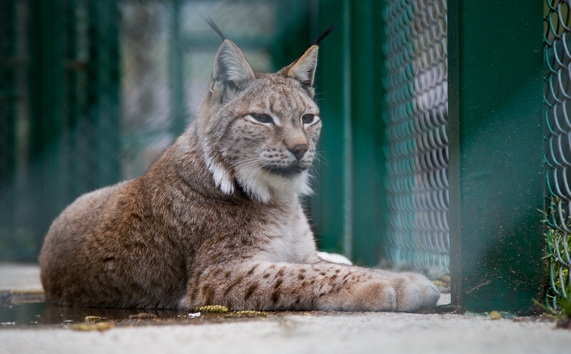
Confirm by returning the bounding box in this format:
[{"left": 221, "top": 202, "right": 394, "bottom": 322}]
[
  {"left": 383, "top": 0, "right": 449, "bottom": 277},
  {"left": 448, "top": 0, "right": 544, "bottom": 313},
  {"left": 0, "top": 0, "right": 294, "bottom": 261},
  {"left": 0, "top": 0, "right": 560, "bottom": 314},
  {"left": 544, "top": 0, "right": 571, "bottom": 312}
]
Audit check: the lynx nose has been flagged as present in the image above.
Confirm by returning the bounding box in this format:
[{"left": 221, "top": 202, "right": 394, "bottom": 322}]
[{"left": 289, "top": 144, "right": 308, "bottom": 160}]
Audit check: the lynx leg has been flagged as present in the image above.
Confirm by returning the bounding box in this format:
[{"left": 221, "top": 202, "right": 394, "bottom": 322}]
[{"left": 180, "top": 261, "right": 439, "bottom": 312}]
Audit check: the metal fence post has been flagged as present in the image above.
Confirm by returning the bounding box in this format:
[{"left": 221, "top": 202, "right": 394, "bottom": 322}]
[
  {"left": 0, "top": 0, "right": 17, "bottom": 253},
  {"left": 448, "top": 0, "right": 545, "bottom": 313},
  {"left": 314, "top": 0, "right": 387, "bottom": 265},
  {"left": 88, "top": 0, "right": 121, "bottom": 188},
  {"left": 28, "top": 0, "right": 65, "bottom": 245},
  {"left": 349, "top": 0, "right": 388, "bottom": 266},
  {"left": 314, "top": 0, "right": 352, "bottom": 257}
]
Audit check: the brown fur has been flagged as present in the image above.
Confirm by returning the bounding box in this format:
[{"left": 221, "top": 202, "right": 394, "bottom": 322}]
[{"left": 39, "top": 38, "right": 439, "bottom": 311}]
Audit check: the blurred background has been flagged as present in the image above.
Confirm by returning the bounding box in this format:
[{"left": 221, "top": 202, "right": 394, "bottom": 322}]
[
  {"left": 0, "top": 0, "right": 569, "bottom": 314},
  {"left": 1, "top": 0, "right": 420, "bottom": 269},
  {"left": 0, "top": 0, "right": 321, "bottom": 261}
]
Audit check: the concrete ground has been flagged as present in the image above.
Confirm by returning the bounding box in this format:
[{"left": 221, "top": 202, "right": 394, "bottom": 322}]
[{"left": 1, "top": 264, "right": 570, "bottom": 354}]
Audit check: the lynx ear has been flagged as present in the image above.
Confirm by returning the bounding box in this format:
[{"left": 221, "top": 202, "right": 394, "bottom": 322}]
[
  {"left": 283, "top": 25, "right": 332, "bottom": 92},
  {"left": 211, "top": 40, "right": 255, "bottom": 102},
  {"left": 284, "top": 45, "right": 319, "bottom": 90}
]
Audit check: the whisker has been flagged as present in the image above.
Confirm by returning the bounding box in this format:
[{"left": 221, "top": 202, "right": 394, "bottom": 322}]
[
  {"left": 308, "top": 163, "right": 322, "bottom": 180},
  {"left": 233, "top": 158, "right": 264, "bottom": 169},
  {"left": 312, "top": 151, "right": 329, "bottom": 168}
]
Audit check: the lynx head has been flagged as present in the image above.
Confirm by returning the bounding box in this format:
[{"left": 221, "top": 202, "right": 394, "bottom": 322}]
[{"left": 196, "top": 34, "right": 327, "bottom": 203}]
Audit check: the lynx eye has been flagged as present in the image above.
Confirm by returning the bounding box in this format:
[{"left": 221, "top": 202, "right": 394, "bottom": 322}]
[
  {"left": 249, "top": 113, "right": 274, "bottom": 124},
  {"left": 301, "top": 114, "right": 317, "bottom": 125}
]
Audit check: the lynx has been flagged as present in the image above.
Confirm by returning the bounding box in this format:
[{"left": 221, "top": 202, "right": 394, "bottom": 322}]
[{"left": 39, "top": 25, "right": 440, "bottom": 312}]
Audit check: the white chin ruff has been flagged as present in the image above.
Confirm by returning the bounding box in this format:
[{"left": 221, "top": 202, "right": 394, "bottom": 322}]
[{"left": 235, "top": 165, "right": 312, "bottom": 203}]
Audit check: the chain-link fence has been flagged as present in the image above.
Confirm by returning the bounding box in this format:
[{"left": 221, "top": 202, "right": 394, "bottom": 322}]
[
  {"left": 383, "top": 0, "right": 449, "bottom": 277},
  {"left": 0, "top": 0, "right": 292, "bottom": 261},
  {"left": 544, "top": 0, "right": 571, "bottom": 311},
  {"left": 1, "top": 0, "right": 562, "bottom": 314}
]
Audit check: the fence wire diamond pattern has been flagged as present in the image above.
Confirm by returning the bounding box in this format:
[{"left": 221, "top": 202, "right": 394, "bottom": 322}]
[
  {"left": 383, "top": 0, "right": 449, "bottom": 276},
  {"left": 544, "top": 0, "right": 571, "bottom": 311}
]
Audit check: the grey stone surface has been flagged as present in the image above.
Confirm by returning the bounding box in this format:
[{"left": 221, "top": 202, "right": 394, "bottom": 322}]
[{"left": 1, "top": 264, "right": 569, "bottom": 354}]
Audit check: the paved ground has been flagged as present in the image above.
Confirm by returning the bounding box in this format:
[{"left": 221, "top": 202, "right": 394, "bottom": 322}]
[{"left": 1, "top": 264, "right": 570, "bottom": 354}]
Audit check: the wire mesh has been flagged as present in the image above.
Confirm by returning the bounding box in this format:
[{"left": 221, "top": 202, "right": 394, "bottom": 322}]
[
  {"left": 543, "top": 0, "right": 571, "bottom": 310},
  {"left": 383, "top": 0, "right": 449, "bottom": 276}
]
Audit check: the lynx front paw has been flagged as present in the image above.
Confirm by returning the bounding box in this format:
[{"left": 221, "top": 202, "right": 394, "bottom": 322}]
[
  {"left": 328, "top": 271, "right": 440, "bottom": 312},
  {"left": 390, "top": 273, "right": 440, "bottom": 312},
  {"left": 353, "top": 274, "right": 439, "bottom": 312}
]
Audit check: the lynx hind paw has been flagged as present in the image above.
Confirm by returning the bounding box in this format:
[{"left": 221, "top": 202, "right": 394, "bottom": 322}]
[
  {"left": 392, "top": 273, "right": 441, "bottom": 312},
  {"left": 316, "top": 251, "right": 353, "bottom": 265}
]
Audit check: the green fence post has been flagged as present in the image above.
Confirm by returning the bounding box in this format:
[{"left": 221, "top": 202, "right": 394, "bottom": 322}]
[
  {"left": 314, "top": 0, "right": 352, "bottom": 257},
  {"left": 274, "top": 0, "right": 311, "bottom": 70},
  {"left": 315, "top": 0, "right": 388, "bottom": 265},
  {"left": 28, "top": 0, "right": 65, "bottom": 246},
  {"left": 0, "top": 0, "right": 16, "bottom": 251},
  {"left": 349, "top": 0, "right": 387, "bottom": 265},
  {"left": 448, "top": 0, "right": 545, "bottom": 313},
  {"left": 89, "top": 0, "right": 121, "bottom": 188},
  {"left": 63, "top": 0, "right": 84, "bottom": 200}
]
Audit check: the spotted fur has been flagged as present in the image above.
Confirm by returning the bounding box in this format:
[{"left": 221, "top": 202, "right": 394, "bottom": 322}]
[{"left": 39, "top": 35, "right": 439, "bottom": 312}]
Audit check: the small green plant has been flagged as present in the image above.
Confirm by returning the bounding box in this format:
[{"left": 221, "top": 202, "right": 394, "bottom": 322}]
[
  {"left": 533, "top": 296, "right": 571, "bottom": 319},
  {"left": 540, "top": 197, "right": 571, "bottom": 320},
  {"left": 560, "top": 297, "right": 571, "bottom": 318}
]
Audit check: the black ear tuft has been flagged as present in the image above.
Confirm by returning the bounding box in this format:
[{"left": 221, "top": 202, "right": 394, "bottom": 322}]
[
  {"left": 204, "top": 17, "right": 226, "bottom": 41},
  {"left": 313, "top": 25, "right": 335, "bottom": 46}
]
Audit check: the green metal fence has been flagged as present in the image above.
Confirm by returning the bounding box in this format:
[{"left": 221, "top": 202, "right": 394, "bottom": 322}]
[
  {"left": 449, "top": 0, "right": 545, "bottom": 314},
  {"left": 0, "top": 0, "right": 121, "bottom": 261},
  {"left": 0, "top": 0, "right": 310, "bottom": 261},
  {"left": 0, "top": 0, "right": 564, "bottom": 314},
  {"left": 544, "top": 0, "right": 571, "bottom": 312},
  {"left": 383, "top": 0, "right": 448, "bottom": 277},
  {"left": 311, "top": 0, "right": 388, "bottom": 267}
]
